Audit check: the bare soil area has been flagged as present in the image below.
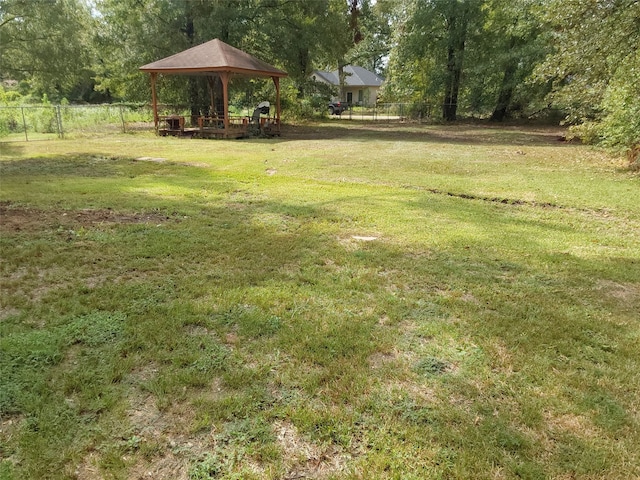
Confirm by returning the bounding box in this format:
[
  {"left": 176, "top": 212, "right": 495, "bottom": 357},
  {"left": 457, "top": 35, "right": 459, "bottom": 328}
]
[{"left": 0, "top": 201, "right": 173, "bottom": 233}]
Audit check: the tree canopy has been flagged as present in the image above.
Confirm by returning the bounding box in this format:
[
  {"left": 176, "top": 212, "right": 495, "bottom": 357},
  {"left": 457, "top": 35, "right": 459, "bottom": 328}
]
[
  {"left": 0, "top": 0, "right": 637, "bottom": 157},
  {"left": 0, "top": 0, "right": 97, "bottom": 99},
  {"left": 536, "top": 0, "right": 640, "bottom": 152}
]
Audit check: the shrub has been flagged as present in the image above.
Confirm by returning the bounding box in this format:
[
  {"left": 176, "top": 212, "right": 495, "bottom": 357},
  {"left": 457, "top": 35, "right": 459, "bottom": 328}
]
[{"left": 568, "top": 50, "right": 639, "bottom": 167}]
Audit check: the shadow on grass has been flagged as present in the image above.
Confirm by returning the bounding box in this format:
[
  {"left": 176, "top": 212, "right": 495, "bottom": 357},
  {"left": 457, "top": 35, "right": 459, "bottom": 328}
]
[
  {"left": 0, "top": 153, "right": 215, "bottom": 179},
  {"left": 253, "top": 122, "right": 570, "bottom": 147},
  {"left": 0, "top": 154, "right": 124, "bottom": 177},
  {"left": 0, "top": 142, "right": 26, "bottom": 157},
  {"left": 2, "top": 147, "right": 638, "bottom": 479}
]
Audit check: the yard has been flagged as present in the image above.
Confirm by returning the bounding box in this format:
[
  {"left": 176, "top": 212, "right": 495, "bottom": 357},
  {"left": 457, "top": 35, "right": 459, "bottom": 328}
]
[{"left": 1, "top": 122, "right": 639, "bottom": 479}]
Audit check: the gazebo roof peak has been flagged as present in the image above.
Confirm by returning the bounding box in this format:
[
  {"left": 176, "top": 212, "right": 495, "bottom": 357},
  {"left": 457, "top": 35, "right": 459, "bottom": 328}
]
[{"left": 140, "top": 38, "right": 287, "bottom": 77}]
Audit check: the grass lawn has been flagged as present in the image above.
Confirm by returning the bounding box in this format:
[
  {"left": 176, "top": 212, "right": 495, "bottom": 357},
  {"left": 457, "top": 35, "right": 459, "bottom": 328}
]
[{"left": 1, "top": 122, "right": 639, "bottom": 479}]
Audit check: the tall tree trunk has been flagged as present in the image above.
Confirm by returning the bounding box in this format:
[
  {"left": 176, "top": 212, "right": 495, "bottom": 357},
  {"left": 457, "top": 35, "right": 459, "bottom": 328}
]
[
  {"left": 189, "top": 78, "right": 200, "bottom": 124},
  {"left": 490, "top": 62, "right": 517, "bottom": 121},
  {"left": 212, "top": 76, "right": 224, "bottom": 116},
  {"left": 220, "top": 24, "right": 229, "bottom": 43},
  {"left": 442, "top": 11, "right": 467, "bottom": 122},
  {"left": 183, "top": 11, "right": 200, "bottom": 123},
  {"left": 338, "top": 61, "right": 347, "bottom": 103},
  {"left": 443, "top": 43, "right": 464, "bottom": 121},
  {"left": 491, "top": 36, "right": 519, "bottom": 122},
  {"left": 349, "top": 0, "right": 363, "bottom": 44},
  {"left": 296, "top": 47, "right": 310, "bottom": 97}
]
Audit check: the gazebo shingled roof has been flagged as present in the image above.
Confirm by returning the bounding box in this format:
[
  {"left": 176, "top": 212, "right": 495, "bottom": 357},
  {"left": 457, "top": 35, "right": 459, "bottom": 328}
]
[
  {"left": 140, "top": 39, "right": 287, "bottom": 137},
  {"left": 140, "top": 38, "right": 287, "bottom": 77}
]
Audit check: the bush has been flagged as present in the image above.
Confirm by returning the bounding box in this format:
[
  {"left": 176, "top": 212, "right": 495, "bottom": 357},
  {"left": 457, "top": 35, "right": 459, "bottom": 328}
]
[
  {"left": 568, "top": 50, "right": 639, "bottom": 167},
  {"left": 599, "top": 70, "right": 640, "bottom": 159}
]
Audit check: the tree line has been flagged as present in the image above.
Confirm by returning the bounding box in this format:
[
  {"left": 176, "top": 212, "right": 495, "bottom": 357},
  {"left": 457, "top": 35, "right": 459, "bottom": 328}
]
[{"left": 1, "top": 0, "right": 638, "bottom": 159}]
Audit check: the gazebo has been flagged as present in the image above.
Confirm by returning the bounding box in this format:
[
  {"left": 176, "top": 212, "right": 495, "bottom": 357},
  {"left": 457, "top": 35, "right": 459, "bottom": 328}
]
[{"left": 140, "top": 39, "right": 288, "bottom": 138}]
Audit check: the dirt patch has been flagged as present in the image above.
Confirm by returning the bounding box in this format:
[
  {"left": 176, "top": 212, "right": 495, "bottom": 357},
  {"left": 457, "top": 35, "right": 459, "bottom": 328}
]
[
  {"left": 596, "top": 280, "right": 640, "bottom": 304},
  {"left": 402, "top": 185, "right": 564, "bottom": 209},
  {"left": 275, "top": 420, "right": 351, "bottom": 479},
  {"left": 73, "top": 451, "right": 102, "bottom": 480},
  {"left": 184, "top": 325, "right": 217, "bottom": 338},
  {"left": 135, "top": 156, "right": 168, "bottom": 163},
  {"left": 0, "top": 306, "right": 21, "bottom": 321},
  {"left": 124, "top": 392, "right": 215, "bottom": 480},
  {"left": 0, "top": 201, "right": 175, "bottom": 233},
  {"left": 338, "top": 234, "right": 382, "bottom": 251},
  {"left": 126, "top": 453, "right": 191, "bottom": 480},
  {"left": 0, "top": 415, "right": 26, "bottom": 477},
  {"left": 134, "top": 157, "right": 210, "bottom": 168},
  {"left": 368, "top": 350, "right": 400, "bottom": 370}
]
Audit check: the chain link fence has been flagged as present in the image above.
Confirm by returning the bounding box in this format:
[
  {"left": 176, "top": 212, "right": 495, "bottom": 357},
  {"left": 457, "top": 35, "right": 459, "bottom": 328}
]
[
  {"left": 338, "top": 103, "right": 432, "bottom": 122},
  {"left": 0, "top": 104, "right": 157, "bottom": 142},
  {"left": 0, "top": 102, "right": 438, "bottom": 142}
]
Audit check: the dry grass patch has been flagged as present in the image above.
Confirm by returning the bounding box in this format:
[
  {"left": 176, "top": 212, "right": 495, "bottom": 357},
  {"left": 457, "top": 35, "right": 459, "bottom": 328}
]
[
  {"left": 544, "top": 412, "right": 602, "bottom": 441},
  {"left": 596, "top": 279, "right": 640, "bottom": 303},
  {"left": 275, "top": 420, "right": 351, "bottom": 479}
]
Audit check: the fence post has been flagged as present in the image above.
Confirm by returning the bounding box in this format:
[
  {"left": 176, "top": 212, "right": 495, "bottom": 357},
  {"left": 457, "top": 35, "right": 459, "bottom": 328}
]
[
  {"left": 21, "top": 107, "right": 28, "bottom": 141},
  {"left": 55, "top": 106, "right": 64, "bottom": 139},
  {"left": 119, "top": 104, "right": 126, "bottom": 133}
]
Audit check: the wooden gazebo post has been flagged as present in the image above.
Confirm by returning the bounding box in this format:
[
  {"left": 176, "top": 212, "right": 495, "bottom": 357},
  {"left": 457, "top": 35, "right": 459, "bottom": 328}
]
[
  {"left": 220, "top": 72, "right": 230, "bottom": 137},
  {"left": 150, "top": 72, "right": 159, "bottom": 129},
  {"left": 273, "top": 76, "right": 281, "bottom": 127}
]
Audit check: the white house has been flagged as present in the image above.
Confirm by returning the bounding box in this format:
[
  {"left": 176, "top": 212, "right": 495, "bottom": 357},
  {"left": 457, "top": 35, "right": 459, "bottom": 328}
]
[{"left": 311, "top": 65, "right": 384, "bottom": 107}]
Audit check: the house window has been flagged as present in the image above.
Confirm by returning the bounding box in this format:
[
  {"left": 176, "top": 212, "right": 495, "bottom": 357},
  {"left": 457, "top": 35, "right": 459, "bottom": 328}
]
[
  {"left": 358, "top": 90, "right": 363, "bottom": 104},
  {"left": 347, "top": 92, "right": 353, "bottom": 104}
]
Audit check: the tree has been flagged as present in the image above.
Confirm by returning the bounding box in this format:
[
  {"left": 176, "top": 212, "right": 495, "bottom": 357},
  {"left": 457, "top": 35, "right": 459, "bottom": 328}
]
[
  {"left": 380, "top": 0, "right": 430, "bottom": 114},
  {"left": 93, "top": 0, "right": 183, "bottom": 102},
  {"left": 344, "top": 0, "right": 392, "bottom": 74},
  {"left": 0, "top": 0, "right": 94, "bottom": 99},
  {"left": 72, "top": 0, "right": 389, "bottom": 111},
  {"left": 383, "top": 0, "right": 553, "bottom": 121},
  {"left": 384, "top": 0, "right": 483, "bottom": 120},
  {"left": 255, "top": 0, "right": 338, "bottom": 95},
  {"left": 479, "top": 0, "right": 550, "bottom": 121},
  {"left": 440, "top": 0, "right": 478, "bottom": 120},
  {"left": 94, "top": 0, "right": 261, "bottom": 106},
  {"left": 537, "top": 0, "right": 640, "bottom": 155}
]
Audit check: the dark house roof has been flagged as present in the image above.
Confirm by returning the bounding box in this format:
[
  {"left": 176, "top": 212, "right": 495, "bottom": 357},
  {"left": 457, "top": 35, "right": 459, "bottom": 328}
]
[
  {"left": 140, "top": 38, "right": 287, "bottom": 78},
  {"left": 312, "top": 66, "right": 384, "bottom": 87}
]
